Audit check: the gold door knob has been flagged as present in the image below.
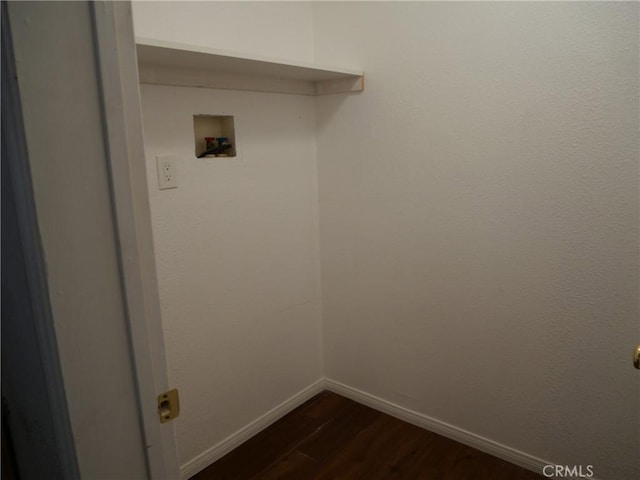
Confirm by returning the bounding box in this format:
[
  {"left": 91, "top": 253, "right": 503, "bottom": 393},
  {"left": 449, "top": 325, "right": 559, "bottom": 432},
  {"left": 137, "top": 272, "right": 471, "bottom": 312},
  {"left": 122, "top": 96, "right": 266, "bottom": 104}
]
[{"left": 634, "top": 345, "right": 640, "bottom": 369}]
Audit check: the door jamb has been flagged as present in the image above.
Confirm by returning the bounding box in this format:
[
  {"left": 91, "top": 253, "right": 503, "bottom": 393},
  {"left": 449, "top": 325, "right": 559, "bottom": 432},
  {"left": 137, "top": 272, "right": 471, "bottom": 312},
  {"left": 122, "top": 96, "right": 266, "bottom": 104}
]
[{"left": 90, "top": 2, "right": 179, "bottom": 477}]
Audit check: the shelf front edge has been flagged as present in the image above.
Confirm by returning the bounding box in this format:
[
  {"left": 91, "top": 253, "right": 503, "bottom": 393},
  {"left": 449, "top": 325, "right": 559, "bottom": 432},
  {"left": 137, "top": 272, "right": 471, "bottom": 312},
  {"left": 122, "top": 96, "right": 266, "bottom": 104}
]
[{"left": 138, "top": 64, "right": 364, "bottom": 96}]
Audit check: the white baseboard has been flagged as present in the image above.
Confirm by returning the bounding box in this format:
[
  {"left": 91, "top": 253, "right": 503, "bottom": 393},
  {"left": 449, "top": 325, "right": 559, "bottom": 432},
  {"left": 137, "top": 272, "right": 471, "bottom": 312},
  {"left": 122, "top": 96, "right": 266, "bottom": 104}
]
[
  {"left": 182, "top": 377, "right": 601, "bottom": 480},
  {"left": 179, "top": 378, "right": 326, "bottom": 479},
  {"left": 324, "top": 378, "right": 552, "bottom": 477}
]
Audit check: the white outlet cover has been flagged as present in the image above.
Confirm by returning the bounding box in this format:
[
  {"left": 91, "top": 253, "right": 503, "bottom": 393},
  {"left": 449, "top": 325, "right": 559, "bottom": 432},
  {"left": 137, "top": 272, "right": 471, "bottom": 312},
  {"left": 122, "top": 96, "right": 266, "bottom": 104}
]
[{"left": 156, "top": 155, "right": 177, "bottom": 190}]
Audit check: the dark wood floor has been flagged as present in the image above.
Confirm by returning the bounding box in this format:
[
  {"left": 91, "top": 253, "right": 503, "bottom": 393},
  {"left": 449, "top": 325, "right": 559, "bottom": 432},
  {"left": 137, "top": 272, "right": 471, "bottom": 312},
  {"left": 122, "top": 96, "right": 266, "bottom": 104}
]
[{"left": 191, "top": 391, "right": 542, "bottom": 480}]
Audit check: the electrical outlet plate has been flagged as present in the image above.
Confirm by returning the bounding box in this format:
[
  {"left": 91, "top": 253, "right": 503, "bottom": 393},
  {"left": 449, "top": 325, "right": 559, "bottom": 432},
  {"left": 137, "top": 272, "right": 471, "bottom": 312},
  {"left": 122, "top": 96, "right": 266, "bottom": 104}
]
[{"left": 156, "top": 155, "right": 177, "bottom": 189}]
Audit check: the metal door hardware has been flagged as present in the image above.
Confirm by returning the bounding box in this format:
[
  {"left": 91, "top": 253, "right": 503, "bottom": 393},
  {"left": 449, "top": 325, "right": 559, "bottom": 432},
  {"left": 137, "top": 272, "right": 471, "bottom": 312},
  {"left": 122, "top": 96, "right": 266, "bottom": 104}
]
[{"left": 158, "top": 388, "right": 180, "bottom": 423}]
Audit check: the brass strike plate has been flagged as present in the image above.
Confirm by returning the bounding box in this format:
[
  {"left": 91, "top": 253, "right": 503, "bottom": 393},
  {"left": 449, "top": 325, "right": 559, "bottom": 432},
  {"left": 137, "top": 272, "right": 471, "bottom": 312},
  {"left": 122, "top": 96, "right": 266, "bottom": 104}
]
[{"left": 157, "top": 388, "right": 180, "bottom": 423}]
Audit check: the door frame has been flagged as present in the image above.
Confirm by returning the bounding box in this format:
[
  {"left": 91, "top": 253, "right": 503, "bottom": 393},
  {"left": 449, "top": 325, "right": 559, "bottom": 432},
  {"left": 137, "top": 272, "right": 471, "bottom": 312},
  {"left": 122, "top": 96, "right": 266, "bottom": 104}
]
[
  {"left": 1, "top": 3, "right": 80, "bottom": 477},
  {"left": 3, "top": 1, "right": 179, "bottom": 478},
  {"left": 89, "top": 2, "right": 180, "bottom": 477}
]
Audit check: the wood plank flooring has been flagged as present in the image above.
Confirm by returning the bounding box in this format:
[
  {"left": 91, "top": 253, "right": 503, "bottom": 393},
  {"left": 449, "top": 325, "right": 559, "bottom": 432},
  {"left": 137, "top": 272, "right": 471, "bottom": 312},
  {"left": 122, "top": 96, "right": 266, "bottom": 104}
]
[{"left": 191, "top": 391, "right": 543, "bottom": 480}]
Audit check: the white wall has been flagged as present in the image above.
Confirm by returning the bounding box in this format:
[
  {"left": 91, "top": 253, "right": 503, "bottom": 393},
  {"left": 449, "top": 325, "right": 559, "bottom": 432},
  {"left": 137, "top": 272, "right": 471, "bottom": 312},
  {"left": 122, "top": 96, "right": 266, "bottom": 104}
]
[
  {"left": 133, "top": 3, "right": 323, "bottom": 468},
  {"left": 313, "top": 2, "right": 639, "bottom": 480},
  {"left": 8, "top": 2, "right": 149, "bottom": 478},
  {"left": 132, "top": 0, "right": 314, "bottom": 62},
  {"left": 139, "top": 85, "right": 323, "bottom": 465}
]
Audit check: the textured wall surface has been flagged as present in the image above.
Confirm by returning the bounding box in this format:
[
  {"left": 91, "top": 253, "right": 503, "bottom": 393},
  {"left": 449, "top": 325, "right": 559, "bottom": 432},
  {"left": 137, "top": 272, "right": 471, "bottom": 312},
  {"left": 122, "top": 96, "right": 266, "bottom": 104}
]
[
  {"left": 134, "top": 3, "right": 322, "bottom": 467},
  {"left": 140, "top": 85, "right": 323, "bottom": 464},
  {"left": 313, "top": 3, "right": 639, "bottom": 479},
  {"left": 132, "top": 1, "right": 315, "bottom": 62},
  {"left": 135, "top": 2, "right": 639, "bottom": 478}
]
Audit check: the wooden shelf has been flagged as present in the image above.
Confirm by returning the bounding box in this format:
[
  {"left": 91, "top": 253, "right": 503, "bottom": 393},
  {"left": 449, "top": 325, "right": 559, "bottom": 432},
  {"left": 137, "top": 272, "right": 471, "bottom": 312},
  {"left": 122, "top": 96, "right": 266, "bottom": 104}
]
[{"left": 136, "top": 38, "right": 364, "bottom": 96}]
